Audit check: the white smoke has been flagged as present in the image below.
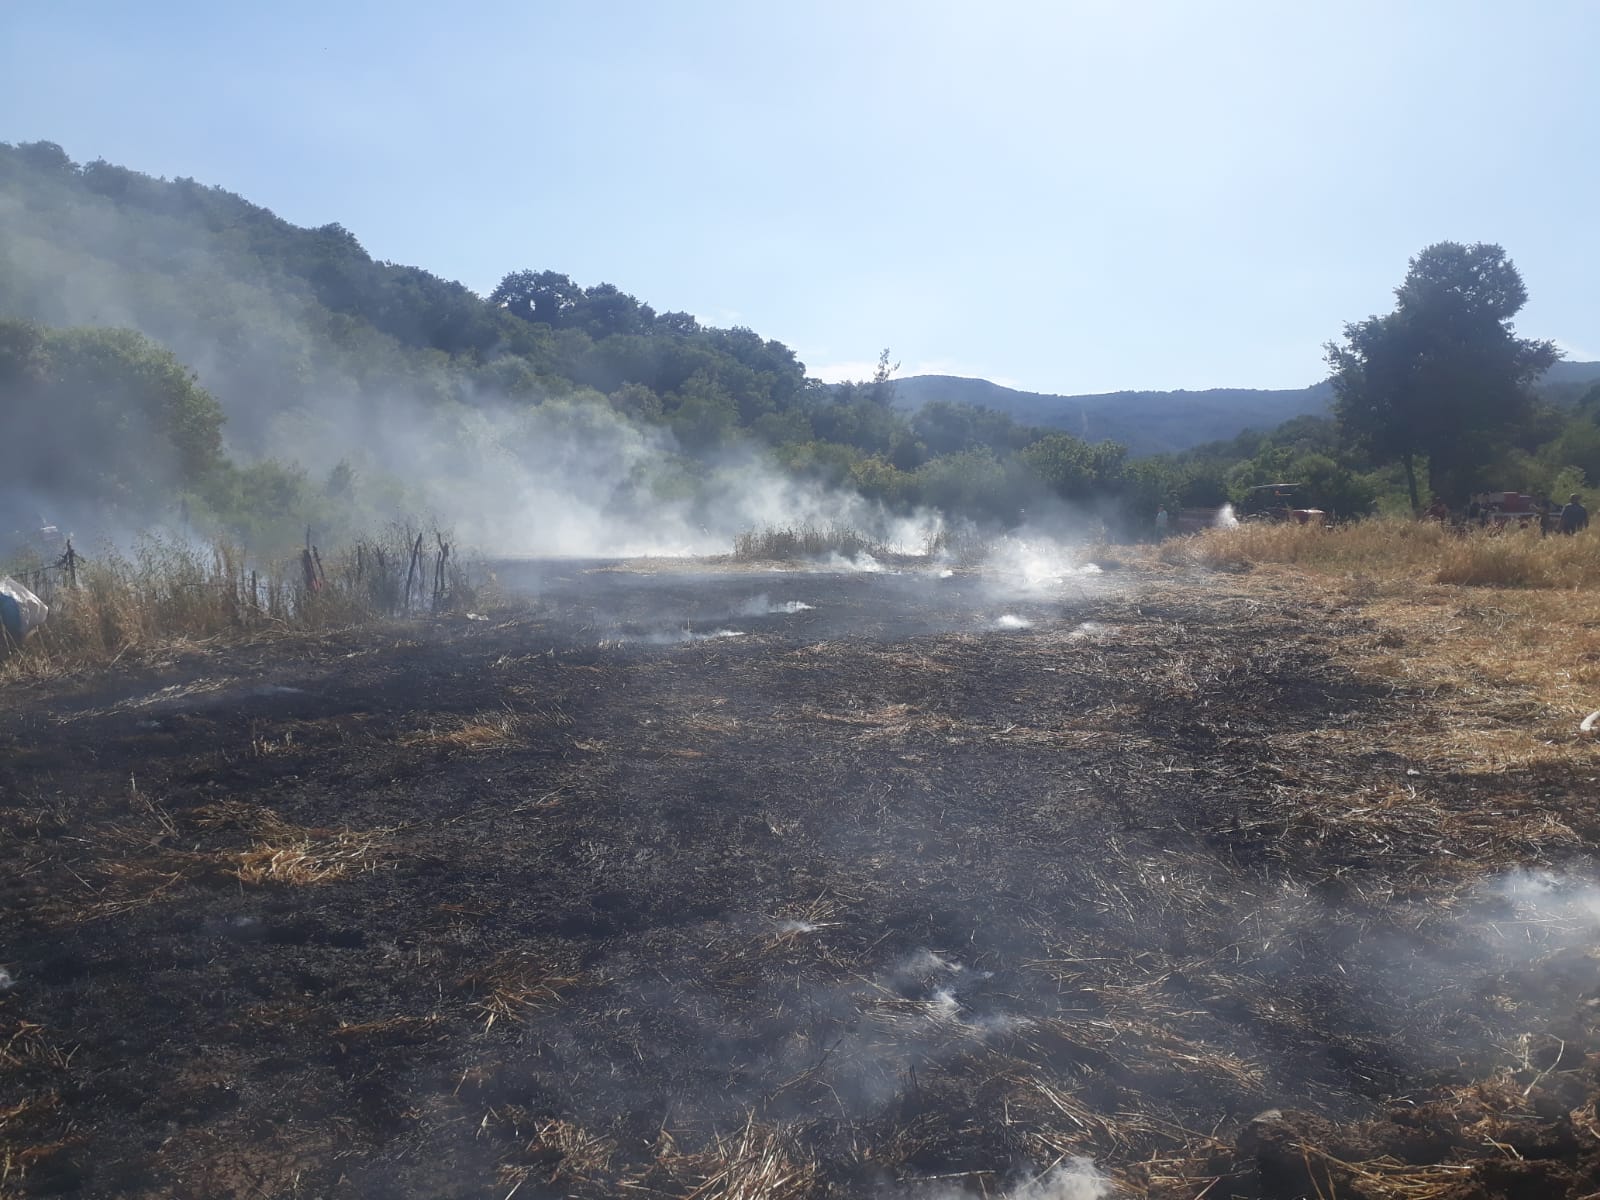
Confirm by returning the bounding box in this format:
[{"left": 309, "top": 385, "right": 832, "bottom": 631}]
[
  {"left": 993, "top": 614, "right": 1033, "bottom": 630},
  {"left": 918, "top": 1160, "right": 1111, "bottom": 1200},
  {"left": 1003, "top": 1160, "right": 1112, "bottom": 1200},
  {"left": 1482, "top": 869, "right": 1600, "bottom": 932},
  {"left": 1066, "top": 621, "right": 1110, "bottom": 641},
  {"left": 608, "top": 628, "right": 746, "bottom": 646},
  {"left": 897, "top": 949, "right": 963, "bottom": 976},
  {"left": 824, "top": 551, "right": 888, "bottom": 573},
  {"left": 976, "top": 534, "right": 1102, "bottom": 595},
  {"left": 267, "top": 389, "right": 953, "bottom": 560},
  {"left": 1214, "top": 503, "right": 1240, "bottom": 529},
  {"left": 733, "top": 595, "right": 814, "bottom": 616}
]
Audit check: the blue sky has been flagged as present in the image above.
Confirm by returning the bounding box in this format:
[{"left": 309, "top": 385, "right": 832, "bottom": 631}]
[{"left": 3, "top": 1, "right": 1595, "bottom": 393}]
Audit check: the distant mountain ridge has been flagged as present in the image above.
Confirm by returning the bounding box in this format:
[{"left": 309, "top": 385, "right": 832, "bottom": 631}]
[{"left": 893, "top": 362, "right": 1600, "bottom": 456}]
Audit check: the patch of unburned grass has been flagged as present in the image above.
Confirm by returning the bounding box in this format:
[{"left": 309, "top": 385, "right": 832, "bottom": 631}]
[
  {"left": 648, "top": 1119, "right": 819, "bottom": 1200},
  {"left": 194, "top": 801, "right": 394, "bottom": 888},
  {"left": 1161, "top": 517, "right": 1600, "bottom": 588},
  {"left": 233, "top": 833, "right": 386, "bottom": 886},
  {"left": 732, "top": 523, "right": 889, "bottom": 562},
  {"left": 1142, "top": 559, "right": 1600, "bottom": 778},
  {"left": 1144, "top": 519, "right": 1600, "bottom": 773},
  {"left": 401, "top": 710, "right": 523, "bottom": 752},
  {"left": 0, "top": 526, "right": 475, "bottom": 682}
]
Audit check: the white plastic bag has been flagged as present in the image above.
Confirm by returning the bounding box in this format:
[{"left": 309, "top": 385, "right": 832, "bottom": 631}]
[{"left": 0, "top": 576, "right": 48, "bottom": 643}]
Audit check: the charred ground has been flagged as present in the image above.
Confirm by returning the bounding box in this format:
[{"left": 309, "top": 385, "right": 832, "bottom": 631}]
[{"left": 3, "top": 563, "right": 1600, "bottom": 1198}]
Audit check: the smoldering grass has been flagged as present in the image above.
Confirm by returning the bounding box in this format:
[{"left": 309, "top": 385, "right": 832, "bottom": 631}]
[
  {"left": 998, "top": 1158, "right": 1114, "bottom": 1200},
  {"left": 601, "top": 627, "right": 747, "bottom": 647},
  {"left": 924, "top": 523, "right": 993, "bottom": 566},
  {"left": 733, "top": 594, "right": 815, "bottom": 616}
]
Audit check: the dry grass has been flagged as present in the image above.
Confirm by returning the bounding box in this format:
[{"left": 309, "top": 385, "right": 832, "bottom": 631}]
[
  {"left": 461, "top": 953, "right": 579, "bottom": 1032},
  {"left": 1146, "top": 519, "right": 1600, "bottom": 774},
  {"left": 0, "top": 1021, "right": 73, "bottom": 1198},
  {"left": 221, "top": 805, "right": 392, "bottom": 887},
  {"left": 401, "top": 709, "right": 523, "bottom": 752},
  {"left": 0, "top": 526, "right": 474, "bottom": 681},
  {"left": 647, "top": 1118, "right": 820, "bottom": 1200},
  {"left": 490, "top": 1113, "right": 818, "bottom": 1199},
  {"left": 496, "top": 1117, "right": 618, "bottom": 1194},
  {"left": 732, "top": 523, "right": 890, "bottom": 562},
  {"left": 1161, "top": 516, "right": 1600, "bottom": 587},
  {"left": 233, "top": 832, "right": 387, "bottom": 886}
]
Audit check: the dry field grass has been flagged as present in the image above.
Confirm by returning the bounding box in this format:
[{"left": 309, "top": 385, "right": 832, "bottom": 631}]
[
  {"left": 1154, "top": 520, "right": 1600, "bottom": 773},
  {"left": 1, "top": 530, "right": 473, "bottom": 684}
]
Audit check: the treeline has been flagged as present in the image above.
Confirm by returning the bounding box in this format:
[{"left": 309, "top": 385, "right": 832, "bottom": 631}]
[
  {"left": 1156, "top": 243, "right": 1600, "bottom": 519},
  {"left": 0, "top": 140, "right": 1169, "bottom": 547},
  {"left": 3, "top": 141, "right": 1595, "bottom": 550}
]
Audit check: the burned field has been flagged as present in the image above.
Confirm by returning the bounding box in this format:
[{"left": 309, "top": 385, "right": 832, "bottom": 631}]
[{"left": 4, "top": 562, "right": 1600, "bottom": 1198}]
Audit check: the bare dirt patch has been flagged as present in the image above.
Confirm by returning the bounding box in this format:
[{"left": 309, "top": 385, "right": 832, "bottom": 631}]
[{"left": 2, "top": 562, "right": 1599, "bottom": 1197}]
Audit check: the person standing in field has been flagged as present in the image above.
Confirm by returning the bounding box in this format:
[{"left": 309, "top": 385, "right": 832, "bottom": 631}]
[
  {"left": 1535, "top": 495, "right": 1554, "bottom": 536},
  {"left": 1155, "top": 506, "right": 1169, "bottom": 540},
  {"left": 1560, "top": 493, "right": 1589, "bottom": 535}
]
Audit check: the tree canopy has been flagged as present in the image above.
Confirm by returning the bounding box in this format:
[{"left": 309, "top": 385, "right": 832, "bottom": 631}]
[
  {"left": 1326, "top": 242, "right": 1561, "bottom": 510},
  {"left": 0, "top": 318, "right": 225, "bottom": 517}
]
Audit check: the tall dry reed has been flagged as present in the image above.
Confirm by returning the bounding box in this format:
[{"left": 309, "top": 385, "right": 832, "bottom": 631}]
[
  {"left": 732, "top": 523, "right": 889, "bottom": 562},
  {"left": 2, "top": 527, "right": 473, "bottom": 679}
]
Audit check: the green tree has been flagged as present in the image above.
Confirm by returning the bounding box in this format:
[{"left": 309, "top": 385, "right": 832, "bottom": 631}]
[
  {"left": 490, "top": 269, "right": 583, "bottom": 326},
  {"left": 869, "top": 347, "right": 899, "bottom": 407},
  {"left": 1326, "top": 242, "right": 1560, "bottom": 511},
  {"left": 0, "top": 320, "right": 226, "bottom": 516}
]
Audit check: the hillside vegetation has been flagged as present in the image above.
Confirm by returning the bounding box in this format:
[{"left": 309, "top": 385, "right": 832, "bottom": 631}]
[
  {"left": 4, "top": 139, "right": 1600, "bottom": 553},
  {"left": 0, "top": 141, "right": 1159, "bottom": 551},
  {"left": 894, "top": 374, "right": 1337, "bottom": 455},
  {"left": 895, "top": 361, "right": 1600, "bottom": 459}
]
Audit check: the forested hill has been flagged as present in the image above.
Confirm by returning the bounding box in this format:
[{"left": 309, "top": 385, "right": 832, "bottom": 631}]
[
  {"left": 0, "top": 138, "right": 1178, "bottom": 547},
  {"left": 893, "top": 377, "right": 1333, "bottom": 456},
  {"left": 895, "top": 364, "right": 1600, "bottom": 457},
  {"left": 0, "top": 139, "right": 812, "bottom": 455},
  {"left": 5, "top": 138, "right": 1600, "bottom": 551}
]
